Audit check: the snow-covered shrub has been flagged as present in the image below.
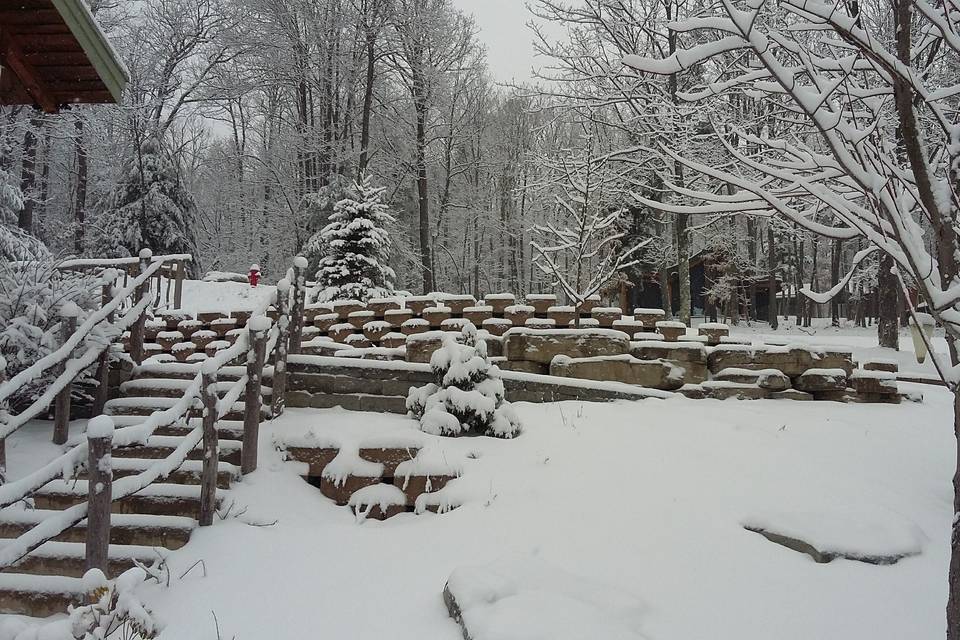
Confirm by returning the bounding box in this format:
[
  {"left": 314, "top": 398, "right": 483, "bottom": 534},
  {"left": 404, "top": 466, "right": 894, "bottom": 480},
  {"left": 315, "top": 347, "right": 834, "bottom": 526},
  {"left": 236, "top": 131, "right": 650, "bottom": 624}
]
[
  {"left": 0, "top": 166, "right": 48, "bottom": 262},
  {"left": 0, "top": 258, "right": 100, "bottom": 411},
  {"left": 92, "top": 135, "right": 198, "bottom": 272},
  {"left": 407, "top": 323, "right": 521, "bottom": 439},
  {"left": 0, "top": 568, "right": 161, "bottom": 640},
  {"left": 311, "top": 175, "right": 396, "bottom": 303}
]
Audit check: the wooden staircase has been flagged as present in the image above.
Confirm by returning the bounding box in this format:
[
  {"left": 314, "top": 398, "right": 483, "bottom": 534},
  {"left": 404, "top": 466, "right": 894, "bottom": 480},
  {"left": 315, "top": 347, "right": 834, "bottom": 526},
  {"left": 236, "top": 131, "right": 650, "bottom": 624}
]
[{"left": 0, "top": 362, "right": 272, "bottom": 618}]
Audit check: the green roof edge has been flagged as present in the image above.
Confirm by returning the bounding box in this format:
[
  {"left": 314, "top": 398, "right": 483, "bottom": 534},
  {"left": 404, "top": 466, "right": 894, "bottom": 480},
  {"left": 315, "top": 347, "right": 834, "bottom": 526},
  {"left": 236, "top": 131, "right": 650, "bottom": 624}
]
[{"left": 50, "top": 0, "right": 129, "bottom": 103}]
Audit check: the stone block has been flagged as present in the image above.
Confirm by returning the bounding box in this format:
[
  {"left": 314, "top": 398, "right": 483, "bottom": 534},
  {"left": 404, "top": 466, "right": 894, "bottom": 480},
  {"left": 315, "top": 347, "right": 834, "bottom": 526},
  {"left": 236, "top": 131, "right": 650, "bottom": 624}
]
[
  {"left": 404, "top": 296, "right": 435, "bottom": 316},
  {"left": 633, "top": 308, "right": 666, "bottom": 329},
  {"left": 358, "top": 447, "right": 422, "bottom": 476},
  {"left": 524, "top": 318, "right": 556, "bottom": 330},
  {"left": 698, "top": 323, "right": 730, "bottom": 345},
  {"left": 714, "top": 367, "right": 790, "bottom": 391},
  {"left": 577, "top": 295, "right": 601, "bottom": 316},
  {"left": 401, "top": 319, "right": 431, "bottom": 336},
  {"left": 394, "top": 474, "right": 457, "bottom": 506},
  {"left": 463, "top": 306, "right": 493, "bottom": 326},
  {"left": 423, "top": 307, "right": 452, "bottom": 328},
  {"left": 526, "top": 294, "right": 557, "bottom": 315},
  {"left": 328, "top": 323, "right": 357, "bottom": 343},
  {"left": 441, "top": 318, "right": 472, "bottom": 332},
  {"left": 156, "top": 331, "right": 184, "bottom": 351},
  {"left": 655, "top": 321, "right": 687, "bottom": 342},
  {"left": 445, "top": 295, "right": 477, "bottom": 315},
  {"left": 384, "top": 308, "right": 414, "bottom": 325},
  {"left": 484, "top": 293, "right": 516, "bottom": 314},
  {"left": 504, "top": 328, "right": 630, "bottom": 364},
  {"left": 332, "top": 300, "right": 365, "bottom": 320},
  {"left": 702, "top": 381, "right": 769, "bottom": 400},
  {"left": 794, "top": 368, "right": 848, "bottom": 393},
  {"left": 482, "top": 319, "right": 513, "bottom": 337},
  {"left": 862, "top": 359, "right": 898, "bottom": 373},
  {"left": 677, "top": 384, "right": 706, "bottom": 399},
  {"left": 363, "top": 321, "right": 393, "bottom": 343},
  {"left": 210, "top": 318, "right": 238, "bottom": 337},
  {"left": 591, "top": 307, "right": 622, "bottom": 327},
  {"left": 504, "top": 305, "right": 534, "bottom": 326},
  {"left": 286, "top": 447, "right": 339, "bottom": 477},
  {"left": 497, "top": 360, "right": 549, "bottom": 375},
  {"left": 612, "top": 320, "right": 645, "bottom": 336},
  {"left": 368, "top": 298, "right": 401, "bottom": 317},
  {"left": 811, "top": 349, "right": 855, "bottom": 376},
  {"left": 549, "top": 354, "right": 683, "bottom": 390},
  {"left": 770, "top": 389, "right": 814, "bottom": 401},
  {"left": 381, "top": 332, "right": 407, "bottom": 349},
  {"left": 197, "top": 311, "right": 227, "bottom": 324},
  {"left": 314, "top": 313, "right": 340, "bottom": 333},
  {"left": 547, "top": 306, "right": 576, "bottom": 327},
  {"left": 348, "top": 310, "right": 376, "bottom": 329},
  {"left": 849, "top": 370, "right": 898, "bottom": 395},
  {"left": 320, "top": 474, "right": 383, "bottom": 506},
  {"left": 406, "top": 332, "right": 446, "bottom": 364},
  {"left": 344, "top": 334, "right": 372, "bottom": 349}
]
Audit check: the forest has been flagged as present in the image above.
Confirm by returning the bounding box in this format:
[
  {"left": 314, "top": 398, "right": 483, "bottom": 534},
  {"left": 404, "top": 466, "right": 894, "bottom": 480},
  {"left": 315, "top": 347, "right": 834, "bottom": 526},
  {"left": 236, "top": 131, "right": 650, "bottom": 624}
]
[{"left": 0, "top": 0, "right": 921, "bottom": 341}]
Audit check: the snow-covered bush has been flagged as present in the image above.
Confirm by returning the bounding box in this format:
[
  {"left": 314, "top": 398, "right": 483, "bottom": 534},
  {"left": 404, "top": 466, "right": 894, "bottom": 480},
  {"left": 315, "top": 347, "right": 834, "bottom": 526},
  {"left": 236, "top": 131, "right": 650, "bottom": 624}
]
[
  {"left": 92, "top": 135, "right": 198, "bottom": 271},
  {"left": 0, "top": 258, "right": 100, "bottom": 411},
  {"left": 0, "top": 167, "right": 48, "bottom": 262},
  {"left": 311, "top": 175, "right": 396, "bottom": 303},
  {"left": 407, "top": 323, "right": 521, "bottom": 439},
  {"left": 0, "top": 568, "right": 161, "bottom": 639}
]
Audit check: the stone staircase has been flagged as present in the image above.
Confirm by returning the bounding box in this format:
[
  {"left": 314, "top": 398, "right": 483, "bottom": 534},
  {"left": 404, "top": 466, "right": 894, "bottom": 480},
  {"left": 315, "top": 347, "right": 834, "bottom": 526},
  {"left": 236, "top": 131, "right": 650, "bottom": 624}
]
[{"left": 0, "top": 362, "right": 272, "bottom": 618}]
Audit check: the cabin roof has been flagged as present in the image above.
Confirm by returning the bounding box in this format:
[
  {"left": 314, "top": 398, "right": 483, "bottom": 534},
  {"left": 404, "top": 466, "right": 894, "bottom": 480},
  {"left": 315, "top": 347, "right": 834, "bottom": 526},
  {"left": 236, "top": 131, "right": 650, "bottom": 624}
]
[{"left": 0, "top": 0, "right": 128, "bottom": 112}]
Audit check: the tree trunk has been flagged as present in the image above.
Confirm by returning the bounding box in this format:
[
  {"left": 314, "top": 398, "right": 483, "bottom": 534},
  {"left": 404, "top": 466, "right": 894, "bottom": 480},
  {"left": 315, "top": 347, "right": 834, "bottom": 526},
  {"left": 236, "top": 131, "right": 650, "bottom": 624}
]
[
  {"left": 18, "top": 113, "right": 41, "bottom": 233},
  {"left": 877, "top": 253, "right": 899, "bottom": 349},
  {"left": 358, "top": 21, "right": 376, "bottom": 177},
  {"left": 73, "top": 117, "right": 88, "bottom": 254},
  {"left": 767, "top": 224, "right": 778, "bottom": 329},
  {"left": 415, "top": 102, "right": 433, "bottom": 293},
  {"left": 831, "top": 237, "right": 843, "bottom": 327}
]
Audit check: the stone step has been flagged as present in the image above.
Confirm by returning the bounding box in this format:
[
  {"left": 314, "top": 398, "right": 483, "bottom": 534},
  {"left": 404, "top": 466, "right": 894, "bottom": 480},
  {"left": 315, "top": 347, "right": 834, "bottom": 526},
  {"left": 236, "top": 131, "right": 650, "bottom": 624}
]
[
  {"left": 286, "top": 391, "right": 407, "bottom": 414},
  {"left": 0, "top": 510, "right": 195, "bottom": 549},
  {"left": 32, "top": 481, "right": 224, "bottom": 519},
  {"left": 109, "top": 416, "right": 246, "bottom": 440},
  {"left": 2, "top": 541, "right": 162, "bottom": 579},
  {"left": 111, "top": 436, "right": 244, "bottom": 467},
  {"left": 0, "top": 573, "right": 86, "bottom": 617},
  {"left": 77, "top": 458, "right": 239, "bottom": 489},
  {"left": 105, "top": 397, "right": 266, "bottom": 423}
]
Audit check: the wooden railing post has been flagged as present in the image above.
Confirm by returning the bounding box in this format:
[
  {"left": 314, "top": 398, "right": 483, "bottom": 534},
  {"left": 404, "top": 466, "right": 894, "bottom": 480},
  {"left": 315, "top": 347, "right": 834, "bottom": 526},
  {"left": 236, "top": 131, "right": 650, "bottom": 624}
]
[
  {"left": 85, "top": 415, "right": 113, "bottom": 572},
  {"left": 288, "top": 257, "right": 307, "bottom": 355},
  {"left": 92, "top": 274, "right": 116, "bottom": 417},
  {"left": 174, "top": 259, "right": 185, "bottom": 309},
  {"left": 242, "top": 318, "right": 269, "bottom": 475},
  {"left": 272, "top": 279, "right": 291, "bottom": 418},
  {"left": 53, "top": 304, "right": 79, "bottom": 446},
  {"left": 0, "top": 357, "right": 7, "bottom": 484},
  {"left": 129, "top": 249, "right": 152, "bottom": 365},
  {"left": 199, "top": 363, "right": 219, "bottom": 527}
]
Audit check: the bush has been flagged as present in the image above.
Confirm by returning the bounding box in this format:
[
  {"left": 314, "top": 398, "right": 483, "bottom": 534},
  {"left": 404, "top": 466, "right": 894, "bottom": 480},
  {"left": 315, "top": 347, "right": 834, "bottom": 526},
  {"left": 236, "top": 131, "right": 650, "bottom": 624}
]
[
  {"left": 0, "top": 259, "right": 101, "bottom": 412},
  {"left": 407, "top": 323, "right": 521, "bottom": 439}
]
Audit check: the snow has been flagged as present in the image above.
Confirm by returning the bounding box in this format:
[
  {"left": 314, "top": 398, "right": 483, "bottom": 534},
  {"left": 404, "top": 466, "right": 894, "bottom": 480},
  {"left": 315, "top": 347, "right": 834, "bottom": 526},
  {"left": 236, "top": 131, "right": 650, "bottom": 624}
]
[
  {"left": 85, "top": 416, "right": 114, "bottom": 440},
  {"left": 119, "top": 386, "right": 956, "bottom": 640}
]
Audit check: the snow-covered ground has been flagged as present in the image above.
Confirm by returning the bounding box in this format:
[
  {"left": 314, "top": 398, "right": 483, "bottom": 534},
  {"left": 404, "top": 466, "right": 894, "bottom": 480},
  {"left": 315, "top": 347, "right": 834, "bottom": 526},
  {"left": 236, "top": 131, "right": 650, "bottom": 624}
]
[
  {"left": 135, "top": 387, "right": 953, "bottom": 640},
  {"left": 153, "top": 278, "right": 276, "bottom": 315}
]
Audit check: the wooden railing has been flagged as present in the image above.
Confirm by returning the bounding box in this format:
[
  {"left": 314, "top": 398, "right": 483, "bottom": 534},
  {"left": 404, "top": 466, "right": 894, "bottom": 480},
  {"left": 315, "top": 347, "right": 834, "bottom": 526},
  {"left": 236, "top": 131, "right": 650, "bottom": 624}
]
[
  {"left": 57, "top": 253, "right": 191, "bottom": 311},
  {"left": 0, "top": 256, "right": 304, "bottom": 577}
]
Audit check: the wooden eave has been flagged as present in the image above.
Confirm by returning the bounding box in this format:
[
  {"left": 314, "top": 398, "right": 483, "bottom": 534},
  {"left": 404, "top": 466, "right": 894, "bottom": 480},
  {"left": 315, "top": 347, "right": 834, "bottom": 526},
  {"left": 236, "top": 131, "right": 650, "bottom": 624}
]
[{"left": 0, "top": 0, "right": 128, "bottom": 112}]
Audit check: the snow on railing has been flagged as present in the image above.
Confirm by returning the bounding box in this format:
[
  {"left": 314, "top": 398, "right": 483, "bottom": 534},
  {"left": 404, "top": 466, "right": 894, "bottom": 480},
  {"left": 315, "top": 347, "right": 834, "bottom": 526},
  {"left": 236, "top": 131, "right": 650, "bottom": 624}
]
[
  {"left": 0, "top": 280, "right": 290, "bottom": 571},
  {"left": 56, "top": 253, "right": 193, "bottom": 271}
]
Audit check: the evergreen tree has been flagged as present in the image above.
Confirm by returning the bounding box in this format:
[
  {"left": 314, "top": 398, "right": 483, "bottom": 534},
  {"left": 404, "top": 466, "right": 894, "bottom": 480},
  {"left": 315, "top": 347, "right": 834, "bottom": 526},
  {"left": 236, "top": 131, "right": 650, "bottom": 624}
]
[
  {"left": 313, "top": 175, "right": 396, "bottom": 302},
  {"left": 406, "top": 323, "right": 521, "bottom": 439},
  {"left": 93, "top": 135, "right": 198, "bottom": 270},
  {"left": 0, "top": 167, "right": 47, "bottom": 262}
]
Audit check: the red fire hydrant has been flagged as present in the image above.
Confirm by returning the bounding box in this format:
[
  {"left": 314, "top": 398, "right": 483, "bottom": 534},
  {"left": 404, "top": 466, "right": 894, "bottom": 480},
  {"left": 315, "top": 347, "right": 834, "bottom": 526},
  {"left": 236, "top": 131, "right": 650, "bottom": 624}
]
[{"left": 248, "top": 264, "right": 261, "bottom": 287}]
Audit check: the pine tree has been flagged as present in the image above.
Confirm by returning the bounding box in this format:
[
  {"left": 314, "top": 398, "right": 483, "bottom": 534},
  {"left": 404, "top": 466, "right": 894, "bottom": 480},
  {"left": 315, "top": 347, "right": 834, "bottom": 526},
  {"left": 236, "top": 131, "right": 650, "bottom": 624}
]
[
  {"left": 313, "top": 175, "right": 396, "bottom": 302},
  {"left": 0, "top": 167, "right": 47, "bottom": 262},
  {"left": 406, "top": 323, "right": 521, "bottom": 439},
  {"left": 93, "top": 135, "right": 198, "bottom": 269}
]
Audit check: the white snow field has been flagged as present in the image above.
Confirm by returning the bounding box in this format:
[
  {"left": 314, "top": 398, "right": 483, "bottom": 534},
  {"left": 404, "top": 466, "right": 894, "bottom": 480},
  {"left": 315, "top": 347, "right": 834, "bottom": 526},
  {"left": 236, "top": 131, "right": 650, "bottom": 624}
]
[{"left": 128, "top": 384, "right": 953, "bottom": 640}]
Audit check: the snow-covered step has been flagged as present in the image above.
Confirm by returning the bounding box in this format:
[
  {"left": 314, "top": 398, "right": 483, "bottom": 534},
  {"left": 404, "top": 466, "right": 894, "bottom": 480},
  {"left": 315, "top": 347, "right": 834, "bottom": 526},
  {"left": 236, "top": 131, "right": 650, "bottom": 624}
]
[
  {"left": 120, "top": 378, "right": 272, "bottom": 399},
  {"left": 108, "top": 416, "right": 246, "bottom": 440},
  {"left": 32, "top": 481, "right": 225, "bottom": 519},
  {"left": 105, "top": 396, "right": 268, "bottom": 422},
  {"left": 0, "top": 573, "right": 86, "bottom": 617},
  {"left": 111, "top": 435, "right": 244, "bottom": 466},
  {"left": 133, "top": 362, "right": 274, "bottom": 381},
  {"left": 2, "top": 541, "right": 163, "bottom": 579},
  {"left": 0, "top": 510, "right": 195, "bottom": 549},
  {"left": 77, "top": 457, "right": 239, "bottom": 489}
]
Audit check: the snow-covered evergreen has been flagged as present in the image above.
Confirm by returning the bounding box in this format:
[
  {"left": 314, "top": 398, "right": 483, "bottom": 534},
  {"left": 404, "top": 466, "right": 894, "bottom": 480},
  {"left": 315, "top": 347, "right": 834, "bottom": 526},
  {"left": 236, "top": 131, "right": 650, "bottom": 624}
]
[
  {"left": 407, "top": 323, "right": 521, "bottom": 439},
  {"left": 0, "top": 258, "right": 99, "bottom": 411},
  {"left": 312, "top": 175, "right": 396, "bottom": 302},
  {"left": 0, "top": 167, "right": 47, "bottom": 262},
  {"left": 93, "top": 135, "right": 198, "bottom": 268}
]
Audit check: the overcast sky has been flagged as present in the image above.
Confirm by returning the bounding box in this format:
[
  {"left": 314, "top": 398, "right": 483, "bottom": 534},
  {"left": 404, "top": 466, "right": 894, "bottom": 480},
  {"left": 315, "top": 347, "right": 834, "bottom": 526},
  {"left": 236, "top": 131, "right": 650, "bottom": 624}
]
[{"left": 451, "top": 0, "right": 544, "bottom": 83}]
